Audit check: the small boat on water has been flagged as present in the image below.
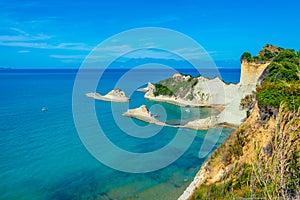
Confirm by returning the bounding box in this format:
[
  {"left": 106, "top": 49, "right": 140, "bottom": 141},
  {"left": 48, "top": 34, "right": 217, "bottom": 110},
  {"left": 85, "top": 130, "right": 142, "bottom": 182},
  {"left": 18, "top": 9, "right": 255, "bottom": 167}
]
[
  {"left": 185, "top": 108, "right": 190, "bottom": 113},
  {"left": 41, "top": 107, "right": 48, "bottom": 112}
]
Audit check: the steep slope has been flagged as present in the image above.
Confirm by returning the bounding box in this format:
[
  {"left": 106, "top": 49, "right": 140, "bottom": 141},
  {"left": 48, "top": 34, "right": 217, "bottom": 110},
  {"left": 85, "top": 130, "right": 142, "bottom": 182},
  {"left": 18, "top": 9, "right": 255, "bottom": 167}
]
[
  {"left": 189, "top": 104, "right": 299, "bottom": 199},
  {"left": 179, "top": 45, "right": 300, "bottom": 200}
]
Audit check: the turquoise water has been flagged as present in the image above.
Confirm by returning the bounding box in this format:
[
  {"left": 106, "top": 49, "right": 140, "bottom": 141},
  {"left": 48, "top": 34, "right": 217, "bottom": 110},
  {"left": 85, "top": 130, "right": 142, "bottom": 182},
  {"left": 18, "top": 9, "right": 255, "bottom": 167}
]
[{"left": 0, "top": 69, "right": 239, "bottom": 200}]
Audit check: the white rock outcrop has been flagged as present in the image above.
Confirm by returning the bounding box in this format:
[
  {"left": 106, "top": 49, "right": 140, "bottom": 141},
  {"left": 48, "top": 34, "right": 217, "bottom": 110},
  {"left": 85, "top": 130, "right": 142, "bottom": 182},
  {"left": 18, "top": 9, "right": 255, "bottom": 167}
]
[
  {"left": 143, "top": 61, "right": 270, "bottom": 128},
  {"left": 86, "top": 88, "right": 129, "bottom": 102},
  {"left": 122, "top": 105, "right": 168, "bottom": 126}
]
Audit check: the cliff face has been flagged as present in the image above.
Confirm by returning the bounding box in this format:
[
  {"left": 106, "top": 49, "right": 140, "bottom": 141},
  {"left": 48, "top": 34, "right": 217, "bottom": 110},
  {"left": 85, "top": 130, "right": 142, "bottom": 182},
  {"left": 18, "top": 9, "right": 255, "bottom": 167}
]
[
  {"left": 240, "top": 61, "right": 270, "bottom": 87},
  {"left": 192, "top": 104, "right": 273, "bottom": 184},
  {"left": 183, "top": 45, "right": 300, "bottom": 200},
  {"left": 144, "top": 60, "right": 270, "bottom": 127}
]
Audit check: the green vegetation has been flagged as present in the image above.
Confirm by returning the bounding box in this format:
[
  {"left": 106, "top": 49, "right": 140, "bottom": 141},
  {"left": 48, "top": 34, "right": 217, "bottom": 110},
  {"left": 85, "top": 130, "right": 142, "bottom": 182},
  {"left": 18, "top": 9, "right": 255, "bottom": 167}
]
[
  {"left": 192, "top": 79, "right": 198, "bottom": 87},
  {"left": 240, "top": 52, "right": 252, "bottom": 62},
  {"left": 240, "top": 45, "right": 300, "bottom": 113},
  {"left": 187, "top": 93, "right": 194, "bottom": 100},
  {"left": 154, "top": 74, "right": 198, "bottom": 99},
  {"left": 240, "top": 44, "right": 284, "bottom": 63},
  {"left": 228, "top": 127, "right": 247, "bottom": 159},
  {"left": 264, "top": 49, "right": 300, "bottom": 82},
  {"left": 256, "top": 81, "right": 300, "bottom": 111},
  {"left": 153, "top": 83, "right": 173, "bottom": 97},
  {"left": 256, "top": 47, "right": 300, "bottom": 113},
  {"left": 252, "top": 104, "right": 300, "bottom": 199},
  {"left": 193, "top": 164, "right": 253, "bottom": 200},
  {"left": 203, "top": 125, "right": 248, "bottom": 168},
  {"left": 240, "top": 94, "right": 255, "bottom": 117}
]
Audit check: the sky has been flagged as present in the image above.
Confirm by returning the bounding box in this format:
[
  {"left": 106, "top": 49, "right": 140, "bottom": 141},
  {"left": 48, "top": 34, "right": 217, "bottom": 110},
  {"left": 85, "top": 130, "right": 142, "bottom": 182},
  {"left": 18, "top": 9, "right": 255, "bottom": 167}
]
[{"left": 0, "top": 0, "right": 299, "bottom": 69}]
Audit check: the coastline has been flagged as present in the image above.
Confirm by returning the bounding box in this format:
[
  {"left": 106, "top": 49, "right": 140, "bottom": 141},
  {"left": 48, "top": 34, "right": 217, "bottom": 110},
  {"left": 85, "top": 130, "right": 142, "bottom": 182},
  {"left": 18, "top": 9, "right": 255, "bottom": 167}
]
[
  {"left": 178, "top": 162, "right": 210, "bottom": 200},
  {"left": 140, "top": 73, "right": 257, "bottom": 127},
  {"left": 86, "top": 56, "right": 272, "bottom": 199},
  {"left": 123, "top": 105, "right": 234, "bottom": 131},
  {"left": 176, "top": 58, "right": 273, "bottom": 199},
  {"left": 145, "top": 94, "right": 226, "bottom": 111}
]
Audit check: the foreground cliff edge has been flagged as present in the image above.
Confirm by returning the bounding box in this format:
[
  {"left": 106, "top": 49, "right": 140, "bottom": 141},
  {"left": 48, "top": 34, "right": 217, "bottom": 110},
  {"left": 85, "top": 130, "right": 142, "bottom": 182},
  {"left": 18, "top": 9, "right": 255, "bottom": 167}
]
[
  {"left": 86, "top": 88, "right": 129, "bottom": 102},
  {"left": 179, "top": 45, "right": 300, "bottom": 199}
]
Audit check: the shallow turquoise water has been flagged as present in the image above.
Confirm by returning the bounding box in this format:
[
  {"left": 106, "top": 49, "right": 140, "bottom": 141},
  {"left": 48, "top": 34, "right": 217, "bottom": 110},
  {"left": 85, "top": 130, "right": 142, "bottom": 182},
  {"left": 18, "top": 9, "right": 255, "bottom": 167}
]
[{"left": 0, "top": 69, "right": 239, "bottom": 200}]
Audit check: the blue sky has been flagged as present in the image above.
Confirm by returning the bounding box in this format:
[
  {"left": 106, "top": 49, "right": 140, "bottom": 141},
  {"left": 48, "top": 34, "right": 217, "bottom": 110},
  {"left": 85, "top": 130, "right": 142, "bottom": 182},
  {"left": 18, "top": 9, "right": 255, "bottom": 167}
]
[{"left": 0, "top": 0, "right": 299, "bottom": 68}]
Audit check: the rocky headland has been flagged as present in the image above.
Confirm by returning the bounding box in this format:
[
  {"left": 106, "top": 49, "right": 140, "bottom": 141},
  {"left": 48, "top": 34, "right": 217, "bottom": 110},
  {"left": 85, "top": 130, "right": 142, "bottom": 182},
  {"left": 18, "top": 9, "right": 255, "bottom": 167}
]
[
  {"left": 139, "top": 57, "right": 270, "bottom": 128},
  {"left": 86, "top": 88, "right": 130, "bottom": 102},
  {"left": 122, "top": 105, "right": 169, "bottom": 127}
]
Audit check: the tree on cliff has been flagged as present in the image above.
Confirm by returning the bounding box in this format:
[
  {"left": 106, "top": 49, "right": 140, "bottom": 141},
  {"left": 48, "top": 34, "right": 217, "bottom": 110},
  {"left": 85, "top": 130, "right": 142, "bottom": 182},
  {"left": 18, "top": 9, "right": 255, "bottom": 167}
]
[{"left": 240, "top": 52, "right": 252, "bottom": 62}]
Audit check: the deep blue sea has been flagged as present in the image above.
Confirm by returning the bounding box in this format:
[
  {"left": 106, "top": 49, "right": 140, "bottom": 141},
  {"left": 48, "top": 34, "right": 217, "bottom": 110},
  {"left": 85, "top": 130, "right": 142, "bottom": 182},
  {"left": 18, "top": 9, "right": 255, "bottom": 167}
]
[{"left": 0, "top": 68, "right": 240, "bottom": 200}]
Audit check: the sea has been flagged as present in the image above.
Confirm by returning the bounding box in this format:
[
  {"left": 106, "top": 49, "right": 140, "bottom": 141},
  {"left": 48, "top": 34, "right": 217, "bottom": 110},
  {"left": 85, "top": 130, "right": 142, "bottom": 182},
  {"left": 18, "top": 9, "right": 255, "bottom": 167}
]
[{"left": 0, "top": 68, "right": 240, "bottom": 200}]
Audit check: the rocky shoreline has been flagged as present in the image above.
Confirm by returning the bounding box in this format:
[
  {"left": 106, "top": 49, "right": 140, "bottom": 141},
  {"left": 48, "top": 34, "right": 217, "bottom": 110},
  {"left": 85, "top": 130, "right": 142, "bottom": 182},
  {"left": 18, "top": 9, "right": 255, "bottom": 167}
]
[{"left": 123, "top": 105, "right": 233, "bottom": 131}]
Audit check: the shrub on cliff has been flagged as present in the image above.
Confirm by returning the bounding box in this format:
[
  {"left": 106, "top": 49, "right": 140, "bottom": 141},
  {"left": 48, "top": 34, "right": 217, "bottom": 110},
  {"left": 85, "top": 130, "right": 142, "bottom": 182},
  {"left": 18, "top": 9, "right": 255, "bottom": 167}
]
[
  {"left": 263, "top": 49, "right": 299, "bottom": 83},
  {"left": 241, "top": 45, "right": 284, "bottom": 63},
  {"left": 240, "top": 94, "right": 255, "bottom": 117},
  {"left": 256, "top": 81, "right": 300, "bottom": 112},
  {"left": 240, "top": 52, "right": 252, "bottom": 62},
  {"left": 256, "top": 46, "right": 299, "bottom": 115}
]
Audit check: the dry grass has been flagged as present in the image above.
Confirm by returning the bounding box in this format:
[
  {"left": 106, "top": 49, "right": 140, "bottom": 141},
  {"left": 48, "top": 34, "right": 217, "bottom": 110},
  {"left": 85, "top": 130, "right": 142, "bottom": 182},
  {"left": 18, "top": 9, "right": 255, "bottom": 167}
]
[{"left": 192, "top": 103, "right": 300, "bottom": 199}]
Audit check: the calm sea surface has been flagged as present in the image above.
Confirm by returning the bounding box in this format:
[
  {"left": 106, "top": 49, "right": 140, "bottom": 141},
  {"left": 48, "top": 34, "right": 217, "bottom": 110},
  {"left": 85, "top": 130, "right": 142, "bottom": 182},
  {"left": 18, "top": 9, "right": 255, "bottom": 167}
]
[{"left": 0, "top": 68, "right": 240, "bottom": 200}]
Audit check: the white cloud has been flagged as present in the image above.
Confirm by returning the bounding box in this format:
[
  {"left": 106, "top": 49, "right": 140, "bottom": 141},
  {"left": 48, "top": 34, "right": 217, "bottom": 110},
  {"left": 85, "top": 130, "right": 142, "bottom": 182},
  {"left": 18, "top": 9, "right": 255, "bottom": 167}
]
[
  {"left": 55, "top": 43, "right": 92, "bottom": 51},
  {"left": 173, "top": 47, "right": 217, "bottom": 59},
  {"left": 1, "top": 27, "right": 52, "bottom": 41},
  {"left": 50, "top": 55, "right": 106, "bottom": 60},
  {"left": 50, "top": 55, "right": 86, "bottom": 59},
  {"left": 18, "top": 50, "right": 30, "bottom": 53},
  {"left": 95, "top": 45, "right": 132, "bottom": 52},
  {"left": 0, "top": 34, "right": 51, "bottom": 41},
  {"left": 0, "top": 27, "right": 92, "bottom": 51},
  {"left": 0, "top": 41, "right": 91, "bottom": 51},
  {"left": 137, "top": 16, "right": 179, "bottom": 26},
  {"left": 123, "top": 49, "right": 176, "bottom": 59}
]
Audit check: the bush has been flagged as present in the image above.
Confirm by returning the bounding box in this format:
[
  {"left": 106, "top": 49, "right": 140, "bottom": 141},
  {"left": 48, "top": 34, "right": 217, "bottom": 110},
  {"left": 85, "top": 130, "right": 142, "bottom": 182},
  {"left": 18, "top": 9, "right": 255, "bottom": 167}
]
[
  {"left": 263, "top": 49, "right": 276, "bottom": 60},
  {"left": 187, "top": 93, "right": 194, "bottom": 100},
  {"left": 264, "top": 63, "right": 299, "bottom": 82},
  {"left": 229, "top": 128, "right": 246, "bottom": 158},
  {"left": 192, "top": 79, "right": 198, "bottom": 87},
  {"left": 240, "top": 52, "right": 252, "bottom": 62},
  {"left": 257, "top": 46, "right": 300, "bottom": 113},
  {"left": 153, "top": 83, "right": 174, "bottom": 96},
  {"left": 256, "top": 81, "right": 300, "bottom": 111},
  {"left": 240, "top": 94, "right": 255, "bottom": 117}
]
